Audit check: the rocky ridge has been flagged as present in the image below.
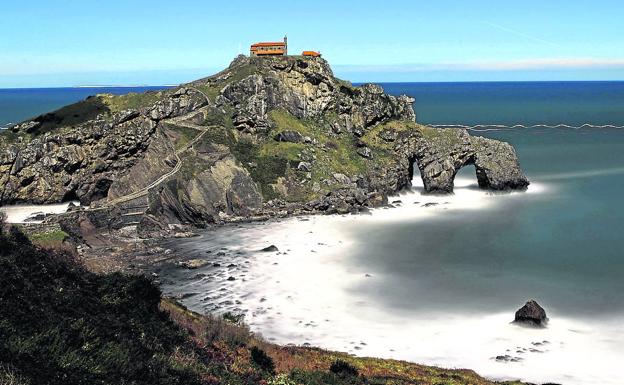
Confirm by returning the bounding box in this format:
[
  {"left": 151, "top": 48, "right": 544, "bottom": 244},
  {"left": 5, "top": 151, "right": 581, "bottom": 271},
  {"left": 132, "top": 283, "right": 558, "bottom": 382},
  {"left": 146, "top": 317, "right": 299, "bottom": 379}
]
[{"left": 0, "top": 55, "right": 528, "bottom": 234}]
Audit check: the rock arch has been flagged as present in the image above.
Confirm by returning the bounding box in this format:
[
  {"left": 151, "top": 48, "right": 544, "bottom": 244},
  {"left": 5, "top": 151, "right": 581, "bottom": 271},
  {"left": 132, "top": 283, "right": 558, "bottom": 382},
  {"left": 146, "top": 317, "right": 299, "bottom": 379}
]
[{"left": 411, "top": 128, "right": 529, "bottom": 193}]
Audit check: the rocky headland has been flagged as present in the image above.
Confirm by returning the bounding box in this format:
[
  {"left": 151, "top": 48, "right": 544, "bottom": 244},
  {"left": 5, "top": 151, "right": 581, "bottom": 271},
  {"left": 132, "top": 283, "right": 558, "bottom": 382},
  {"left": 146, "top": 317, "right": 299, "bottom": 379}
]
[{"left": 0, "top": 55, "right": 528, "bottom": 238}]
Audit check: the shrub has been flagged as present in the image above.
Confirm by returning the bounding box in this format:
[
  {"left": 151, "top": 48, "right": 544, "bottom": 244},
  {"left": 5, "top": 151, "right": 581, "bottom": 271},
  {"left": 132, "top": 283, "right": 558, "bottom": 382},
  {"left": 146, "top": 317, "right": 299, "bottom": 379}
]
[
  {"left": 0, "top": 212, "right": 6, "bottom": 241},
  {"left": 0, "top": 364, "right": 29, "bottom": 385},
  {"left": 222, "top": 311, "right": 244, "bottom": 324},
  {"left": 203, "top": 315, "right": 250, "bottom": 348},
  {"left": 289, "top": 369, "right": 363, "bottom": 385},
  {"left": 163, "top": 302, "right": 251, "bottom": 349},
  {"left": 0, "top": 228, "right": 201, "bottom": 385},
  {"left": 267, "top": 373, "right": 296, "bottom": 385},
  {"left": 250, "top": 346, "right": 275, "bottom": 374},
  {"left": 329, "top": 360, "right": 359, "bottom": 377}
]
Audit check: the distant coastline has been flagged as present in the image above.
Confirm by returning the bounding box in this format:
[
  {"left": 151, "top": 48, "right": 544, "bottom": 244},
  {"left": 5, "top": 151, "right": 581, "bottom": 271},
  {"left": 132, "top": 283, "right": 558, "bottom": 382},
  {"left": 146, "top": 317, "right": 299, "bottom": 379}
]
[{"left": 73, "top": 84, "right": 177, "bottom": 88}]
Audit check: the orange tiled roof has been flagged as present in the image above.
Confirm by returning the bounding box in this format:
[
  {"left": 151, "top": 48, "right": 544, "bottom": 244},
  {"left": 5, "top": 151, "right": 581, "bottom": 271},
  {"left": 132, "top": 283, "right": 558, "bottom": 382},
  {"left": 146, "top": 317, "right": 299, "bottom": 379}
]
[{"left": 251, "top": 42, "right": 286, "bottom": 47}]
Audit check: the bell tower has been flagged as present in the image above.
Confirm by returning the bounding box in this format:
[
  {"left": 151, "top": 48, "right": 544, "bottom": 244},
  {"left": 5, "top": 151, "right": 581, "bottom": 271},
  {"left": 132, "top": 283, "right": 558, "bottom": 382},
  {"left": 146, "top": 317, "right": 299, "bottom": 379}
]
[{"left": 284, "top": 35, "right": 288, "bottom": 55}]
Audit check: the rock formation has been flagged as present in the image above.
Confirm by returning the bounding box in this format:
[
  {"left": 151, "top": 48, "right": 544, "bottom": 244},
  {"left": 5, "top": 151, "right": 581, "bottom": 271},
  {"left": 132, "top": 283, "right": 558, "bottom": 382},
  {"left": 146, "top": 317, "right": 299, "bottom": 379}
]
[
  {"left": 0, "top": 55, "right": 528, "bottom": 232},
  {"left": 514, "top": 300, "right": 548, "bottom": 327}
]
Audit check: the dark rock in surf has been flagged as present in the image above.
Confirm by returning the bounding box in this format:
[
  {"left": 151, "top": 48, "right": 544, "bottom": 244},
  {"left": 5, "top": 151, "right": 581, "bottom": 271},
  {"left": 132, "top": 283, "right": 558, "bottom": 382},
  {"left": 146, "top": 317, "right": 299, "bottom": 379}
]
[
  {"left": 24, "top": 212, "right": 46, "bottom": 222},
  {"left": 259, "top": 245, "right": 279, "bottom": 252},
  {"left": 514, "top": 300, "right": 548, "bottom": 327}
]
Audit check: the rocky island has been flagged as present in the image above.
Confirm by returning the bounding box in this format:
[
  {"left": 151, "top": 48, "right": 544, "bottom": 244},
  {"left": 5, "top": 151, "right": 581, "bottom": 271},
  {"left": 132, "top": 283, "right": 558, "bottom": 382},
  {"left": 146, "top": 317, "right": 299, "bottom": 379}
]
[
  {"left": 0, "top": 55, "right": 532, "bottom": 385},
  {"left": 0, "top": 55, "right": 528, "bottom": 235}
]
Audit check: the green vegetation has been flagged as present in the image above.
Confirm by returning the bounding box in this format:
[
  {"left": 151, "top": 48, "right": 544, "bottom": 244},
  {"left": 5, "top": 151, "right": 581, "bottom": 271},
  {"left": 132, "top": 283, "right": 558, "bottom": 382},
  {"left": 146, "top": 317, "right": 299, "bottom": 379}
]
[
  {"left": 6, "top": 89, "right": 167, "bottom": 139},
  {"left": 99, "top": 91, "right": 165, "bottom": 114},
  {"left": 28, "top": 229, "right": 68, "bottom": 243},
  {"left": 15, "top": 96, "right": 110, "bottom": 137},
  {"left": 0, "top": 226, "right": 200, "bottom": 385},
  {"left": 263, "top": 109, "right": 369, "bottom": 200},
  {"left": 163, "top": 122, "right": 201, "bottom": 150},
  {"left": 251, "top": 346, "right": 276, "bottom": 374},
  {"left": 193, "top": 84, "right": 222, "bottom": 102}
]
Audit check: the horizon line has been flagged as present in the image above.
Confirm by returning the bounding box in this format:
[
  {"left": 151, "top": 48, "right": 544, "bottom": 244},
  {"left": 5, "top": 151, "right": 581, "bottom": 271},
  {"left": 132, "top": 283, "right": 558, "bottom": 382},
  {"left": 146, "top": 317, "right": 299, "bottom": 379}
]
[{"left": 1, "top": 79, "right": 624, "bottom": 90}]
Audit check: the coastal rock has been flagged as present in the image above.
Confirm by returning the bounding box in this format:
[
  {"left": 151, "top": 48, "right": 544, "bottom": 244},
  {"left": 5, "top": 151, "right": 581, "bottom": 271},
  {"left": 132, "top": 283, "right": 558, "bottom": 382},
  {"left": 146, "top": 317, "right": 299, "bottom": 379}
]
[
  {"left": 410, "top": 128, "right": 529, "bottom": 193},
  {"left": 178, "top": 259, "right": 210, "bottom": 269},
  {"left": 24, "top": 212, "right": 46, "bottom": 222},
  {"left": 259, "top": 245, "right": 279, "bottom": 252},
  {"left": 514, "top": 300, "right": 548, "bottom": 327},
  {"left": 0, "top": 55, "right": 529, "bottom": 232}
]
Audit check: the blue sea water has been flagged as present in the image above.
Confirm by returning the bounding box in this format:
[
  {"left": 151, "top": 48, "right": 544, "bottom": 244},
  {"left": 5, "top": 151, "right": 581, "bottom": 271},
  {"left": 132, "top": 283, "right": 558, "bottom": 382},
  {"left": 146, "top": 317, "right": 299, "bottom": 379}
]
[
  {"left": 3, "top": 82, "right": 624, "bottom": 384},
  {"left": 380, "top": 81, "right": 624, "bottom": 126},
  {"left": 0, "top": 86, "right": 170, "bottom": 128}
]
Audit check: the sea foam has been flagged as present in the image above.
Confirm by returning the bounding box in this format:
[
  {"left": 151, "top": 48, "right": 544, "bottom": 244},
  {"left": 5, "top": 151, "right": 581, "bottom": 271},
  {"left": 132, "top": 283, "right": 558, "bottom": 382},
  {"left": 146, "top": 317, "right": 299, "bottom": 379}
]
[{"left": 158, "top": 174, "right": 624, "bottom": 385}]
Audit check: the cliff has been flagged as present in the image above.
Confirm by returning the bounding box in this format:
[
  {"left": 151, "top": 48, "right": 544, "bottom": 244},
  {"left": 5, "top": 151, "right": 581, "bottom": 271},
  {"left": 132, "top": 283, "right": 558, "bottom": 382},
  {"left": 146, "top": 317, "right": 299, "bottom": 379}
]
[{"left": 0, "top": 55, "right": 528, "bottom": 230}]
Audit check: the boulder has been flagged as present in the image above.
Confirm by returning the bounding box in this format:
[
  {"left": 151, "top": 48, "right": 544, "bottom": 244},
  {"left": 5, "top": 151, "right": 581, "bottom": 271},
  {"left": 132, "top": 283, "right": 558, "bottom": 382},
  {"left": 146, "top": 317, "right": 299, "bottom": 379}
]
[
  {"left": 24, "top": 212, "right": 46, "bottom": 222},
  {"left": 297, "top": 162, "right": 312, "bottom": 172},
  {"left": 178, "top": 259, "right": 210, "bottom": 269},
  {"left": 259, "top": 245, "right": 279, "bottom": 252},
  {"left": 356, "top": 147, "right": 373, "bottom": 158},
  {"left": 332, "top": 173, "right": 351, "bottom": 185},
  {"left": 514, "top": 300, "right": 548, "bottom": 327},
  {"left": 274, "top": 130, "right": 304, "bottom": 143}
]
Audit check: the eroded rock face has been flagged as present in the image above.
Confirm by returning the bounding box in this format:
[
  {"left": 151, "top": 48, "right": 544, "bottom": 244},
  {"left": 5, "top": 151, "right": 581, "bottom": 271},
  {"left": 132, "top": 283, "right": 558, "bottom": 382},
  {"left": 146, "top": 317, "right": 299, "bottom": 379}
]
[
  {"left": 0, "top": 88, "right": 206, "bottom": 205},
  {"left": 411, "top": 128, "right": 529, "bottom": 193},
  {"left": 366, "top": 125, "right": 528, "bottom": 195},
  {"left": 514, "top": 300, "right": 548, "bottom": 327},
  {"left": 218, "top": 55, "right": 415, "bottom": 134}
]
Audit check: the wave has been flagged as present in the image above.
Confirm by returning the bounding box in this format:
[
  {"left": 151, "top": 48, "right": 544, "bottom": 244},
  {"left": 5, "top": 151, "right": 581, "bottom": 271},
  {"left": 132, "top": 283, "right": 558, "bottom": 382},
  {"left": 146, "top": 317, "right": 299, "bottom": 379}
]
[
  {"left": 430, "top": 123, "right": 624, "bottom": 131},
  {"left": 159, "top": 180, "right": 621, "bottom": 385},
  {"left": 0, "top": 201, "right": 81, "bottom": 223}
]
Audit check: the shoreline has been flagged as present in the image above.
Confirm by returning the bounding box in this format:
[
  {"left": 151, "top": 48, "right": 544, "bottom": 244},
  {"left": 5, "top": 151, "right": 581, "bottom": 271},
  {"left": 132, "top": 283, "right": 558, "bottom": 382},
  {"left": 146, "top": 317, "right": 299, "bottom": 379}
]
[{"left": 151, "top": 177, "right": 622, "bottom": 385}]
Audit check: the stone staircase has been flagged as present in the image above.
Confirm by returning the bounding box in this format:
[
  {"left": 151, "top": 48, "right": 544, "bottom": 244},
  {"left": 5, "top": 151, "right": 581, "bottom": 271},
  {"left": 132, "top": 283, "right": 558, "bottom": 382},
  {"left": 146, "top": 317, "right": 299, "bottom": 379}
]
[{"left": 116, "top": 195, "right": 150, "bottom": 227}]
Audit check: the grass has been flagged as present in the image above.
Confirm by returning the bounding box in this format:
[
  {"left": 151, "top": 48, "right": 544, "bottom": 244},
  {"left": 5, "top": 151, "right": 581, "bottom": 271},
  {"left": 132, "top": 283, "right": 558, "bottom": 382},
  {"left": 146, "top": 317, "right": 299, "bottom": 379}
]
[
  {"left": 28, "top": 229, "right": 68, "bottom": 243},
  {"left": 99, "top": 91, "right": 166, "bottom": 114},
  {"left": 262, "top": 109, "right": 369, "bottom": 200},
  {"left": 163, "top": 122, "right": 201, "bottom": 150},
  {"left": 6, "top": 89, "right": 166, "bottom": 139},
  {"left": 12, "top": 97, "right": 111, "bottom": 137},
  {"left": 193, "top": 84, "right": 222, "bottom": 103}
]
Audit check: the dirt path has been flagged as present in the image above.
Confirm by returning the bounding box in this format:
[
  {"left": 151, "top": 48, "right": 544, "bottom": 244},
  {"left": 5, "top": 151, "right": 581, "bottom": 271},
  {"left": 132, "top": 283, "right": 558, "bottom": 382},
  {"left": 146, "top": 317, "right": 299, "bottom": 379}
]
[{"left": 98, "top": 89, "right": 215, "bottom": 207}]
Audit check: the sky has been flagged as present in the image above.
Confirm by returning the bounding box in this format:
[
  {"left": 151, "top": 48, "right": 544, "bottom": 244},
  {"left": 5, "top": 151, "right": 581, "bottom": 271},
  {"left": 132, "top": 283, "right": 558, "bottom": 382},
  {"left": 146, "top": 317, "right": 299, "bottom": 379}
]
[{"left": 1, "top": 0, "right": 623, "bottom": 87}]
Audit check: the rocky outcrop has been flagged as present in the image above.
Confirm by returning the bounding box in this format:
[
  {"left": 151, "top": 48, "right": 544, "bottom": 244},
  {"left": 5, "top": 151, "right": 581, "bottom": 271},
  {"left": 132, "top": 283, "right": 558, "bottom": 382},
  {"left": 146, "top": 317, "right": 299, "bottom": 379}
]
[
  {"left": 514, "top": 300, "right": 548, "bottom": 327},
  {"left": 0, "top": 88, "right": 206, "bottom": 205},
  {"left": 0, "top": 55, "right": 529, "bottom": 232},
  {"left": 411, "top": 128, "right": 528, "bottom": 193},
  {"left": 214, "top": 55, "right": 415, "bottom": 134}
]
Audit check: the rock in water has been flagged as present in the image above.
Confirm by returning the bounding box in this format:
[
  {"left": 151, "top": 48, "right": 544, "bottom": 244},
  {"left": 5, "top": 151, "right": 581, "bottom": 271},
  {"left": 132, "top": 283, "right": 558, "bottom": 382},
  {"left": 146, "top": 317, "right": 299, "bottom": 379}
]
[
  {"left": 178, "top": 259, "right": 210, "bottom": 269},
  {"left": 514, "top": 300, "right": 548, "bottom": 327},
  {"left": 259, "top": 245, "right": 279, "bottom": 252}
]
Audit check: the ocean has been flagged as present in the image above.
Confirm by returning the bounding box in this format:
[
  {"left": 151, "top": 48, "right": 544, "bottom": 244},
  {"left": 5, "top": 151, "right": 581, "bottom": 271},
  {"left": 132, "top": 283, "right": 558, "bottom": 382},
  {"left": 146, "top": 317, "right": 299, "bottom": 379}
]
[
  {"left": 3, "top": 82, "right": 624, "bottom": 384},
  {"left": 0, "top": 86, "right": 170, "bottom": 128}
]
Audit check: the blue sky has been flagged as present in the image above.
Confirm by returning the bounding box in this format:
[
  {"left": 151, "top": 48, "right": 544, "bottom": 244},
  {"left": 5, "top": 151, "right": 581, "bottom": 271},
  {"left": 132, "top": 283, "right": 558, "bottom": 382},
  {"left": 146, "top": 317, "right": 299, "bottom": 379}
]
[{"left": 1, "top": 0, "right": 623, "bottom": 87}]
